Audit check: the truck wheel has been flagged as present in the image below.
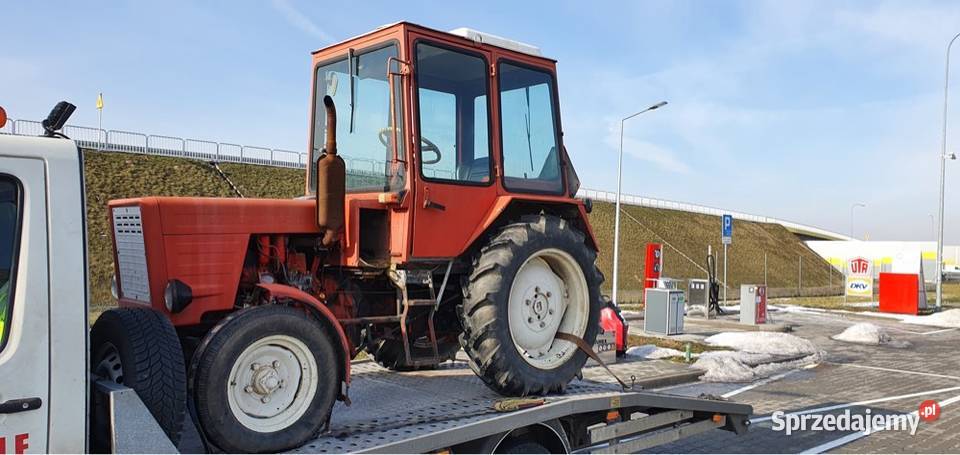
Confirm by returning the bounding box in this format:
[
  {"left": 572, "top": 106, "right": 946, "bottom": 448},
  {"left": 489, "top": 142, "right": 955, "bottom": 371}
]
[
  {"left": 461, "top": 215, "right": 602, "bottom": 396},
  {"left": 190, "top": 305, "right": 340, "bottom": 453},
  {"left": 90, "top": 307, "right": 187, "bottom": 445},
  {"left": 370, "top": 336, "right": 460, "bottom": 371}
]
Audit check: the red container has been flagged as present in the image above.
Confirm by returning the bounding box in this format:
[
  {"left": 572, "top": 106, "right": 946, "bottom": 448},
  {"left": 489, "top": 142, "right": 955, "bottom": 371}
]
[{"left": 878, "top": 273, "right": 920, "bottom": 315}]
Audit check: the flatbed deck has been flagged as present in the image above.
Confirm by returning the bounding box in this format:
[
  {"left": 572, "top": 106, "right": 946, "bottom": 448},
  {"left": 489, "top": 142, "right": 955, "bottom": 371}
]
[{"left": 294, "top": 354, "right": 752, "bottom": 453}]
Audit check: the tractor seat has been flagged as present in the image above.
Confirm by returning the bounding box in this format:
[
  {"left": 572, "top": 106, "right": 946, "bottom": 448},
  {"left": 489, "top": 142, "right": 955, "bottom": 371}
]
[{"left": 458, "top": 157, "right": 490, "bottom": 183}]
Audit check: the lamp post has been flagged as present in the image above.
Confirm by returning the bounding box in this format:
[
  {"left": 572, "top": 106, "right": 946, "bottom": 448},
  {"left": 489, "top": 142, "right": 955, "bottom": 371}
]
[
  {"left": 612, "top": 101, "right": 667, "bottom": 306},
  {"left": 849, "top": 203, "right": 866, "bottom": 240},
  {"left": 936, "top": 33, "right": 960, "bottom": 310}
]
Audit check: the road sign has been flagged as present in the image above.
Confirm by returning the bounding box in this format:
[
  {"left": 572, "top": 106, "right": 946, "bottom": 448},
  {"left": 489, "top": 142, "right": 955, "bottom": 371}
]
[{"left": 721, "top": 214, "right": 733, "bottom": 245}]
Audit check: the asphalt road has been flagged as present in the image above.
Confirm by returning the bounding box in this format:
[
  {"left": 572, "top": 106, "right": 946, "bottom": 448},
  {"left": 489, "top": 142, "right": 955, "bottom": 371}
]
[{"left": 643, "top": 307, "right": 960, "bottom": 453}]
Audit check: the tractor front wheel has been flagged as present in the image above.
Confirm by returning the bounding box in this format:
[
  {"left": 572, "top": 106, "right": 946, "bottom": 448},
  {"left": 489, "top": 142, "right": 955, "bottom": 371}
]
[
  {"left": 460, "top": 215, "right": 603, "bottom": 396},
  {"left": 190, "top": 305, "right": 340, "bottom": 453}
]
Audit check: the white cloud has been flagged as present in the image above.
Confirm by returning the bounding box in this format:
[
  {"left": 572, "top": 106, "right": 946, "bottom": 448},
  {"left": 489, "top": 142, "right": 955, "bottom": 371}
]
[{"left": 270, "top": 0, "right": 336, "bottom": 43}]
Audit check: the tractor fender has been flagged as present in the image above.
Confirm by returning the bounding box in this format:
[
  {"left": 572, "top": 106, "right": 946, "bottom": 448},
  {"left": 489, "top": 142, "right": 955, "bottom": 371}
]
[
  {"left": 464, "top": 197, "right": 599, "bottom": 252},
  {"left": 256, "top": 283, "right": 352, "bottom": 385}
]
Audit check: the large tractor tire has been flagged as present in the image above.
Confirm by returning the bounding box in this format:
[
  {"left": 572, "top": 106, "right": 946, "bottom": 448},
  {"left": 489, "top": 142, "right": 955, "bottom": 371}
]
[
  {"left": 460, "top": 215, "right": 603, "bottom": 396},
  {"left": 190, "top": 305, "right": 340, "bottom": 453},
  {"left": 90, "top": 307, "right": 187, "bottom": 445},
  {"left": 370, "top": 336, "right": 461, "bottom": 371}
]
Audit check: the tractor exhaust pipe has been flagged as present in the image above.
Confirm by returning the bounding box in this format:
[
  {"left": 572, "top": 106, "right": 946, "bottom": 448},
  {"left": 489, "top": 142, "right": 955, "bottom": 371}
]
[
  {"left": 323, "top": 95, "right": 337, "bottom": 156},
  {"left": 316, "top": 95, "right": 346, "bottom": 246}
]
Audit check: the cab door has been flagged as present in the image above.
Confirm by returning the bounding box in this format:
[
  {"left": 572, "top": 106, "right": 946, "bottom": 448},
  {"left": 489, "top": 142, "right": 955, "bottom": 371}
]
[
  {"left": 409, "top": 36, "right": 499, "bottom": 258},
  {"left": 0, "top": 157, "right": 50, "bottom": 454}
]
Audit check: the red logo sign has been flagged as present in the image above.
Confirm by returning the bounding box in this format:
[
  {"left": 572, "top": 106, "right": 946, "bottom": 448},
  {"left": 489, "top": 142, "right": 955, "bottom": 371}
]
[
  {"left": 919, "top": 400, "right": 941, "bottom": 422},
  {"left": 849, "top": 257, "right": 870, "bottom": 275}
]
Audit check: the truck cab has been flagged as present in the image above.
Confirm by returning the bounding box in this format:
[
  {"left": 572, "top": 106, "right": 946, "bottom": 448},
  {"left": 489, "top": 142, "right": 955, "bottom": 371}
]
[{"left": 0, "top": 134, "right": 89, "bottom": 452}]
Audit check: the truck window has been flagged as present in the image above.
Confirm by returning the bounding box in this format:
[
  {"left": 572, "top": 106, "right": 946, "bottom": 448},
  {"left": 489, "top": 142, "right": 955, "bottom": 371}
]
[
  {"left": 415, "top": 42, "right": 491, "bottom": 184},
  {"left": 0, "top": 176, "right": 21, "bottom": 352},
  {"left": 498, "top": 62, "right": 563, "bottom": 194}
]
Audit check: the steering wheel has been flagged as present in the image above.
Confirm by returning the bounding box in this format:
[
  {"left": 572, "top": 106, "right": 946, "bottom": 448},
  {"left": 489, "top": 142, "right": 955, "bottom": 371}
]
[{"left": 378, "top": 127, "right": 442, "bottom": 165}]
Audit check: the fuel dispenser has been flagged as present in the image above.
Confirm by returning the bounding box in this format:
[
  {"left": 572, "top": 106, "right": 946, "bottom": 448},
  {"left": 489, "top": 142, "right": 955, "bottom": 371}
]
[
  {"left": 739, "top": 284, "right": 767, "bottom": 325},
  {"left": 643, "top": 243, "right": 663, "bottom": 303}
]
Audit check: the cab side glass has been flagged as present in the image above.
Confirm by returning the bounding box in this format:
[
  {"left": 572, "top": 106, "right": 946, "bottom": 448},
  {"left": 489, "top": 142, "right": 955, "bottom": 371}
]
[
  {"left": 498, "top": 62, "right": 563, "bottom": 194},
  {"left": 0, "top": 176, "right": 22, "bottom": 352}
]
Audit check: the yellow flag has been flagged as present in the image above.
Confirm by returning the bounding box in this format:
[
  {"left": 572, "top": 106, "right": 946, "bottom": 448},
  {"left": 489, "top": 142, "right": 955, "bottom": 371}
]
[{"left": 96, "top": 93, "right": 104, "bottom": 110}]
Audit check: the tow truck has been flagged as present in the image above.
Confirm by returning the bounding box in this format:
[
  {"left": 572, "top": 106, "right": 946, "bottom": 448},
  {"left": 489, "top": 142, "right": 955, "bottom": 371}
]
[{"left": 0, "top": 24, "right": 752, "bottom": 454}]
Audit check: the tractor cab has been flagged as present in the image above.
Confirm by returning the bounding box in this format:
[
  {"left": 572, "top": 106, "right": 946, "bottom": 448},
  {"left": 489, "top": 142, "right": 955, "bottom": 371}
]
[{"left": 305, "top": 23, "right": 585, "bottom": 266}]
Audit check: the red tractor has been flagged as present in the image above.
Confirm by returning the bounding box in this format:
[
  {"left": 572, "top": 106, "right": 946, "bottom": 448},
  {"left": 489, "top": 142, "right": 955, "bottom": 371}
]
[{"left": 100, "top": 22, "right": 609, "bottom": 452}]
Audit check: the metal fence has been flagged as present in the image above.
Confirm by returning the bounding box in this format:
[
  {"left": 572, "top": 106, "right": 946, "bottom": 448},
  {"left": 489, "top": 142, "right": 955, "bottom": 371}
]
[
  {"left": 0, "top": 117, "right": 848, "bottom": 240},
  {"left": 576, "top": 188, "right": 850, "bottom": 241},
  {"left": 1, "top": 118, "right": 309, "bottom": 169}
]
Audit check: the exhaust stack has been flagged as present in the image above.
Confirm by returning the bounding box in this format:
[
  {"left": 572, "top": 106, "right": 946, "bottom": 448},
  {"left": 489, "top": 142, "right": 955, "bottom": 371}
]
[{"left": 316, "top": 95, "right": 346, "bottom": 246}]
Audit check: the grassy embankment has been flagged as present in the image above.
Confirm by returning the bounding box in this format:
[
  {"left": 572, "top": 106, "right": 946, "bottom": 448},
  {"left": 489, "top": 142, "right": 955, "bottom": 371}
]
[{"left": 84, "top": 150, "right": 844, "bottom": 312}]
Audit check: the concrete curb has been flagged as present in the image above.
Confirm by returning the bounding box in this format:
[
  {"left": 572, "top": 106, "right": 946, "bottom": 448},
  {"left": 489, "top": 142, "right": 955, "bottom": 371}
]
[{"left": 633, "top": 370, "right": 703, "bottom": 390}]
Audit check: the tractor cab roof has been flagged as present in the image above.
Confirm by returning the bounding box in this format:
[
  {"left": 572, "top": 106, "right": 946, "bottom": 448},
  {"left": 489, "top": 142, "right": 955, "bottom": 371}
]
[{"left": 310, "top": 21, "right": 556, "bottom": 64}]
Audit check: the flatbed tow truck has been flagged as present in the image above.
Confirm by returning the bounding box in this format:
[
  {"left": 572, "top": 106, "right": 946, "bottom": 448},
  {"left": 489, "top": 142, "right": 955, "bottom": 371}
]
[{"left": 0, "top": 109, "right": 751, "bottom": 453}]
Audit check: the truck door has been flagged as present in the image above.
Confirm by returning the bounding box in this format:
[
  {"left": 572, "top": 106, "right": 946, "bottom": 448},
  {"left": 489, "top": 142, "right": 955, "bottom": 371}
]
[
  {"left": 0, "top": 158, "right": 50, "bottom": 454},
  {"left": 409, "top": 38, "right": 499, "bottom": 258}
]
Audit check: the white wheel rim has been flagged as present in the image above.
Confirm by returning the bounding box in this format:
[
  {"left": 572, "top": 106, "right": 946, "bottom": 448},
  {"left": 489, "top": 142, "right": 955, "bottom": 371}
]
[
  {"left": 226, "top": 334, "right": 318, "bottom": 433},
  {"left": 508, "top": 248, "right": 590, "bottom": 370}
]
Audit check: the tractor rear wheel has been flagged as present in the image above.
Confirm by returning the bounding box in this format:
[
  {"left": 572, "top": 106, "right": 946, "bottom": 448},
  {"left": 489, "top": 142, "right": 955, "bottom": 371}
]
[
  {"left": 370, "top": 336, "right": 461, "bottom": 371},
  {"left": 460, "top": 215, "right": 603, "bottom": 396},
  {"left": 190, "top": 305, "right": 340, "bottom": 453}
]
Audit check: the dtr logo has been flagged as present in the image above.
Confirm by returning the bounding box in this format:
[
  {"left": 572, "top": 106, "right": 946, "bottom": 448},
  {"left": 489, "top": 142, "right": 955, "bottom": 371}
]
[{"left": 850, "top": 257, "right": 870, "bottom": 275}]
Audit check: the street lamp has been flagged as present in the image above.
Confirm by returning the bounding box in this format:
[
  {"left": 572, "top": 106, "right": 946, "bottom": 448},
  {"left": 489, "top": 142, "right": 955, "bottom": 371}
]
[
  {"left": 612, "top": 101, "right": 667, "bottom": 306},
  {"left": 936, "top": 32, "right": 960, "bottom": 310},
  {"left": 849, "top": 203, "right": 866, "bottom": 240}
]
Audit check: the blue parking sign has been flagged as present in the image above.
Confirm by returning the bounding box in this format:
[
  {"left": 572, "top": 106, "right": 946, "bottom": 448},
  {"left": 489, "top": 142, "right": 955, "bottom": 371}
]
[{"left": 722, "top": 214, "right": 733, "bottom": 244}]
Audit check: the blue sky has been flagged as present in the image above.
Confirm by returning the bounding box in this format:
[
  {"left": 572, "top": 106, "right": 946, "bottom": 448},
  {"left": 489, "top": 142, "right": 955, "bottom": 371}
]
[{"left": 3, "top": 1, "right": 959, "bottom": 242}]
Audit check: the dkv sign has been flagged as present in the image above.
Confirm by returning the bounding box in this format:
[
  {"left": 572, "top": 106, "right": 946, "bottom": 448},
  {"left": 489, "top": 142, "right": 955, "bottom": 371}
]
[{"left": 845, "top": 257, "right": 874, "bottom": 297}]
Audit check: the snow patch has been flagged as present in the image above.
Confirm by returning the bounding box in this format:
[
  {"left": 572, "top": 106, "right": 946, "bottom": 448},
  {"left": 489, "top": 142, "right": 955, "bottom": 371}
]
[
  {"left": 704, "top": 331, "right": 819, "bottom": 357},
  {"left": 831, "top": 323, "right": 911, "bottom": 348},
  {"left": 902, "top": 309, "right": 960, "bottom": 328},
  {"left": 692, "top": 331, "right": 823, "bottom": 382},
  {"left": 626, "top": 344, "right": 687, "bottom": 360}
]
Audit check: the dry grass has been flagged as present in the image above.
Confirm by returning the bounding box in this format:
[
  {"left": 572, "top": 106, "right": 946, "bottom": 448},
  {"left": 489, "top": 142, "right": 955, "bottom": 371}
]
[{"left": 589, "top": 202, "right": 843, "bottom": 304}]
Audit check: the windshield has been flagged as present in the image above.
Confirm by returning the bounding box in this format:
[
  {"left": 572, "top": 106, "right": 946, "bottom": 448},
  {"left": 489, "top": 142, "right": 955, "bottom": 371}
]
[{"left": 310, "top": 44, "right": 404, "bottom": 193}]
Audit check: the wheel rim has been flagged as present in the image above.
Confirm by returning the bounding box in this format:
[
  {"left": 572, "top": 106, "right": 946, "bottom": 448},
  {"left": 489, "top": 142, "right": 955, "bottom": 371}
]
[
  {"left": 94, "top": 342, "right": 124, "bottom": 384},
  {"left": 508, "top": 248, "right": 590, "bottom": 370},
  {"left": 226, "top": 335, "right": 318, "bottom": 433}
]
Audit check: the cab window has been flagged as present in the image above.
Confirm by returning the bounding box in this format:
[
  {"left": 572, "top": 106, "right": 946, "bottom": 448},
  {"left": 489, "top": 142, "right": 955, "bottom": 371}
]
[
  {"left": 498, "top": 62, "right": 563, "bottom": 194},
  {"left": 415, "top": 42, "right": 491, "bottom": 184},
  {"left": 0, "top": 176, "right": 22, "bottom": 352},
  {"left": 311, "top": 44, "right": 404, "bottom": 193}
]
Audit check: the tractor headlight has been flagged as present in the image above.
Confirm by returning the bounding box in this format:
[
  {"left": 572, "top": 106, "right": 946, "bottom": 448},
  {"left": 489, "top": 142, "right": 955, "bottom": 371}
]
[{"left": 164, "top": 279, "right": 193, "bottom": 314}]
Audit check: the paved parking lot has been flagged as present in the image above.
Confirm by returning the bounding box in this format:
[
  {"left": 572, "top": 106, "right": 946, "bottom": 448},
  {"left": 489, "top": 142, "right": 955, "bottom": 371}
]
[{"left": 643, "top": 308, "right": 960, "bottom": 453}]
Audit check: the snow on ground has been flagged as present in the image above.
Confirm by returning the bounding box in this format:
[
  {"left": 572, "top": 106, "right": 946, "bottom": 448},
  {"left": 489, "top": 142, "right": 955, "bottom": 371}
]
[
  {"left": 902, "top": 309, "right": 960, "bottom": 328},
  {"left": 626, "top": 344, "right": 687, "bottom": 360},
  {"left": 691, "top": 332, "right": 823, "bottom": 382},
  {"left": 831, "top": 323, "right": 911, "bottom": 348},
  {"left": 703, "top": 331, "right": 819, "bottom": 357}
]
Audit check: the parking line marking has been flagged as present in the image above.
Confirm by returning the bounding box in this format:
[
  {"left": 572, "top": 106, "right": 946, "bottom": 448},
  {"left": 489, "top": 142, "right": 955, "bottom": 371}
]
[
  {"left": 801, "top": 392, "right": 960, "bottom": 454},
  {"left": 721, "top": 370, "right": 798, "bottom": 398},
  {"left": 751, "top": 385, "right": 960, "bottom": 423},
  {"left": 830, "top": 362, "right": 960, "bottom": 381}
]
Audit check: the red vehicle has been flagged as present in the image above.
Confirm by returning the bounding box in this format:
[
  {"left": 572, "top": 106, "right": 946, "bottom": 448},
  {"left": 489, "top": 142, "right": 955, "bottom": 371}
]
[{"left": 101, "top": 22, "right": 613, "bottom": 452}]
